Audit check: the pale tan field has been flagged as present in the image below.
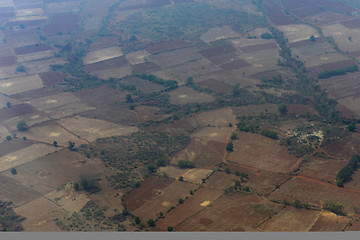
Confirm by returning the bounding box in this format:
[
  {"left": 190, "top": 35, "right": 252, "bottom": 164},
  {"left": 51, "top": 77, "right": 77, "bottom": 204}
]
[
  {"left": 0, "top": 74, "right": 44, "bottom": 95},
  {"left": 182, "top": 168, "right": 213, "bottom": 184},
  {"left": 0, "top": 93, "right": 20, "bottom": 108},
  {"left": 322, "top": 23, "right": 360, "bottom": 52},
  {"left": 2, "top": 113, "right": 50, "bottom": 131},
  {"left": 126, "top": 50, "right": 150, "bottom": 65},
  {"left": 0, "top": 65, "right": 20, "bottom": 79},
  {"left": 22, "top": 57, "right": 67, "bottom": 75},
  {"left": 0, "top": 125, "right": 11, "bottom": 143},
  {"left": 277, "top": 24, "right": 320, "bottom": 43},
  {"left": 0, "top": 144, "right": 56, "bottom": 172},
  {"left": 16, "top": 8, "right": 45, "bottom": 17},
  {"left": 19, "top": 124, "right": 88, "bottom": 147},
  {"left": 149, "top": 48, "right": 202, "bottom": 69},
  {"left": 200, "top": 26, "right": 241, "bottom": 43},
  {"left": 84, "top": 46, "right": 124, "bottom": 65},
  {"left": 17, "top": 50, "right": 54, "bottom": 63},
  {"left": 45, "top": 2, "right": 81, "bottom": 14},
  {"left": 191, "top": 126, "right": 234, "bottom": 143},
  {"left": 169, "top": 87, "right": 215, "bottom": 105},
  {"left": 57, "top": 116, "right": 138, "bottom": 142},
  {"left": 194, "top": 107, "right": 237, "bottom": 127}
]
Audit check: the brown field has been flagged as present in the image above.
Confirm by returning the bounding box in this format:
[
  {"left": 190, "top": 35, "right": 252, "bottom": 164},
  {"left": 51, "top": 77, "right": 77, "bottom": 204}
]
[
  {"left": 155, "top": 58, "right": 221, "bottom": 81},
  {"left": 14, "top": 44, "right": 52, "bottom": 55},
  {"left": 298, "top": 156, "right": 347, "bottom": 184},
  {"left": 0, "top": 125, "right": 11, "bottom": 143},
  {"left": 309, "top": 211, "right": 349, "bottom": 231},
  {"left": 39, "top": 71, "right": 67, "bottom": 87},
  {"left": 0, "top": 65, "right": 18, "bottom": 79},
  {"left": 22, "top": 57, "right": 67, "bottom": 75},
  {"left": 322, "top": 23, "right": 360, "bottom": 52},
  {"left": 194, "top": 107, "right": 237, "bottom": 127},
  {"left": 191, "top": 126, "right": 233, "bottom": 143},
  {"left": 257, "top": 206, "right": 320, "bottom": 231},
  {"left": 0, "top": 56, "right": 16, "bottom": 66},
  {"left": 45, "top": 188, "right": 91, "bottom": 213},
  {"left": 220, "top": 59, "right": 251, "bottom": 71},
  {"left": 277, "top": 25, "right": 319, "bottom": 43},
  {"left": 121, "top": 76, "right": 165, "bottom": 93},
  {"left": 20, "top": 123, "right": 88, "bottom": 147},
  {"left": 135, "top": 106, "right": 167, "bottom": 122},
  {"left": 289, "top": 38, "right": 324, "bottom": 48},
  {"left": 345, "top": 219, "right": 360, "bottom": 231},
  {"left": 1, "top": 111, "right": 50, "bottom": 131},
  {"left": 0, "top": 103, "right": 38, "bottom": 122},
  {"left": 263, "top": 0, "right": 294, "bottom": 25},
  {"left": 197, "top": 78, "right": 233, "bottom": 94},
  {"left": 269, "top": 177, "right": 360, "bottom": 215},
  {"left": 228, "top": 132, "right": 299, "bottom": 173},
  {"left": 89, "top": 36, "right": 119, "bottom": 51},
  {"left": 340, "top": 18, "right": 360, "bottom": 29},
  {"left": 149, "top": 48, "right": 202, "bottom": 69},
  {"left": 196, "top": 69, "right": 258, "bottom": 88},
  {"left": 11, "top": 87, "right": 62, "bottom": 102},
  {"left": 0, "top": 74, "right": 44, "bottom": 95},
  {"left": 308, "top": 59, "right": 355, "bottom": 76},
  {"left": 0, "top": 93, "right": 19, "bottom": 108},
  {"left": 83, "top": 47, "right": 124, "bottom": 65},
  {"left": 203, "top": 171, "right": 239, "bottom": 190},
  {"left": 17, "top": 50, "right": 55, "bottom": 63},
  {"left": 57, "top": 116, "right": 138, "bottom": 142},
  {"left": 125, "top": 176, "right": 175, "bottom": 211},
  {"left": 0, "top": 143, "right": 56, "bottom": 173},
  {"left": 145, "top": 39, "right": 189, "bottom": 54},
  {"left": 131, "top": 180, "right": 195, "bottom": 221},
  {"left": 155, "top": 187, "right": 224, "bottom": 230},
  {"left": 240, "top": 42, "right": 278, "bottom": 53},
  {"left": 200, "top": 26, "right": 241, "bottom": 43},
  {"left": 198, "top": 44, "right": 240, "bottom": 65},
  {"left": 286, "top": 104, "right": 318, "bottom": 116},
  {"left": 0, "top": 138, "right": 35, "bottom": 157},
  {"left": 3, "top": 149, "right": 103, "bottom": 195},
  {"left": 170, "top": 137, "right": 225, "bottom": 168},
  {"left": 89, "top": 67, "right": 132, "bottom": 80},
  {"left": 45, "top": 1, "right": 81, "bottom": 14},
  {"left": 182, "top": 168, "right": 213, "bottom": 184},
  {"left": 318, "top": 72, "right": 360, "bottom": 100},
  {"left": 3, "top": 29, "right": 40, "bottom": 48},
  {"left": 175, "top": 192, "right": 283, "bottom": 231},
  {"left": 308, "top": 12, "right": 352, "bottom": 26},
  {"left": 42, "top": 13, "right": 79, "bottom": 35},
  {"left": 74, "top": 86, "right": 127, "bottom": 107},
  {"left": 131, "top": 62, "right": 162, "bottom": 74},
  {"left": 168, "top": 86, "right": 215, "bottom": 105},
  {"left": 157, "top": 166, "right": 189, "bottom": 179}
]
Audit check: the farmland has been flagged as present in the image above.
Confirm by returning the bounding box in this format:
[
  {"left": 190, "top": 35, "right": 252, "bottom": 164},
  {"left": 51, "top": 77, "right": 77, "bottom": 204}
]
[{"left": 0, "top": 0, "right": 360, "bottom": 233}]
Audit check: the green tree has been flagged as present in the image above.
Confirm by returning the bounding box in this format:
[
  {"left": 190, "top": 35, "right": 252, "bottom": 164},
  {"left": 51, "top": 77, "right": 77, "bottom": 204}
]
[
  {"left": 68, "top": 141, "right": 75, "bottom": 151},
  {"left": 278, "top": 103, "right": 288, "bottom": 115},
  {"left": 10, "top": 168, "right": 17, "bottom": 175},
  {"left": 224, "top": 167, "right": 231, "bottom": 174},
  {"left": 226, "top": 142, "right": 234, "bottom": 152},
  {"left": 126, "top": 94, "right": 133, "bottom": 103},
  {"left": 6, "top": 135, "right": 12, "bottom": 141},
  {"left": 147, "top": 165, "right": 156, "bottom": 173},
  {"left": 178, "top": 198, "right": 184, "bottom": 204},
  {"left": 6, "top": 102, "right": 12, "bottom": 108},
  {"left": 147, "top": 219, "right": 155, "bottom": 227},
  {"left": 16, "top": 121, "right": 28, "bottom": 131},
  {"left": 53, "top": 141, "right": 58, "bottom": 147},
  {"left": 167, "top": 226, "right": 174, "bottom": 231},
  {"left": 309, "top": 35, "right": 316, "bottom": 42},
  {"left": 348, "top": 121, "right": 356, "bottom": 132},
  {"left": 15, "top": 64, "right": 25, "bottom": 72},
  {"left": 134, "top": 216, "right": 140, "bottom": 224}
]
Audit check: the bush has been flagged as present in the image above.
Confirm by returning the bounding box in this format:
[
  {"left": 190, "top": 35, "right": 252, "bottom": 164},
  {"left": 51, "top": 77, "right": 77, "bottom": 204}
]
[
  {"left": 261, "top": 32, "right": 273, "bottom": 39},
  {"left": 147, "top": 219, "right": 155, "bottom": 227},
  {"left": 134, "top": 217, "right": 140, "bottom": 225},
  {"left": 224, "top": 167, "right": 231, "bottom": 174},
  {"left": 167, "top": 226, "right": 174, "bottom": 231},
  {"left": 16, "top": 121, "right": 28, "bottom": 131},
  {"left": 178, "top": 160, "right": 195, "bottom": 169},
  {"left": 6, "top": 135, "right": 12, "bottom": 141},
  {"left": 336, "top": 155, "right": 360, "bottom": 186},
  {"left": 226, "top": 142, "right": 234, "bottom": 152},
  {"left": 178, "top": 198, "right": 184, "bottom": 204},
  {"left": 10, "top": 168, "right": 17, "bottom": 175},
  {"left": 278, "top": 104, "right": 288, "bottom": 115},
  {"left": 147, "top": 165, "right": 156, "bottom": 173}
]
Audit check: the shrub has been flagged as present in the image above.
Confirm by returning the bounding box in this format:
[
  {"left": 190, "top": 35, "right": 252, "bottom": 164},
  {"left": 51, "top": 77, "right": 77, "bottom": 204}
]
[
  {"left": 178, "top": 198, "right": 184, "bottom": 204},
  {"left": 6, "top": 135, "right": 12, "bottom": 141},
  {"left": 226, "top": 142, "right": 234, "bottom": 152},
  {"left": 224, "top": 167, "right": 231, "bottom": 174},
  {"left": 10, "top": 168, "right": 17, "bottom": 175},
  {"left": 167, "top": 226, "right": 174, "bottom": 231},
  {"left": 16, "top": 121, "right": 28, "bottom": 131},
  {"left": 147, "top": 219, "right": 155, "bottom": 227}
]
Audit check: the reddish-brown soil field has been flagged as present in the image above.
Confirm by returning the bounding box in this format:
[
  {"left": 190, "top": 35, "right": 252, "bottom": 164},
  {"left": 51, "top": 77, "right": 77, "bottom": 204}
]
[
  {"left": 228, "top": 132, "right": 299, "bottom": 173},
  {"left": 198, "top": 44, "right": 239, "bottom": 65},
  {"left": 0, "top": 56, "right": 16, "bottom": 67},
  {"left": 89, "top": 36, "right": 119, "bottom": 51},
  {"left": 146, "top": 40, "right": 190, "bottom": 54},
  {"left": 340, "top": 19, "right": 360, "bottom": 29},
  {"left": 175, "top": 192, "right": 283, "bottom": 231},
  {"left": 263, "top": 0, "right": 295, "bottom": 25},
  {"left": 84, "top": 56, "right": 130, "bottom": 72},
  {"left": 11, "top": 88, "right": 63, "bottom": 102},
  {"left": 155, "top": 187, "right": 224, "bottom": 230},
  {"left": 197, "top": 78, "right": 233, "bottom": 95},
  {"left": 0, "top": 104, "right": 39, "bottom": 122},
  {"left": 131, "top": 180, "right": 195, "bottom": 221},
  {"left": 39, "top": 71, "right": 68, "bottom": 87},
  {"left": 0, "top": 138, "right": 35, "bottom": 158},
  {"left": 298, "top": 156, "right": 347, "bottom": 184},
  {"left": 321, "top": 133, "right": 360, "bottom": 159},
  {"left": 345, "top": 219, "right": 360, "bottom": 231},
  {"left": 220, "top": 59, "right": 251, "bottom": 71},
  {"left": 131, "top": 62, "right": 162, "bottom": 74},
  {"left": 14, "top": 44, "right": 52, "bottom": 55},
  {"left": 42, "top": 13, "right": 79, "bottom": 35},
  {"left": 74, "top": 86, "right": 127, "bottom": 107},
  {"left": 240, "top": 43, "right": 278, "bottom": 53},
  {"left": 125, "top": 176, "right": 175, "bottom": 211},
  {"left": 121, "top": 76, "right": 165, "bottom": 93},
  {"left": 309, "top": 211, "right": 349, "bottom": 231},
  {"left": 203, "top": 171, "right": 239, "bottom": 190},
  {"left": 269, "top": 176, "right": 360, "bottom": 214},
  {"left": 308, "top": 60, "right": 355, "bottom": 76}
]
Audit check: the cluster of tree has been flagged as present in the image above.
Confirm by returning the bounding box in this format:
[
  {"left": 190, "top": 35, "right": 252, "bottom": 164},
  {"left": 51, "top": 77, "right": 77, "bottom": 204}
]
[
  {"left": 336, "top": 155, "right": 360, "bottom": 186},
  {"left": 178, "top": 160, "right": 195, "bottom": 169},
  {"left": 16, "top": 121, "right": 28, "bottom": 131},
  {"left": 0, "top": 201, "right": 25, "bottom": 231},
  {"left": 260, "top": 32, "right": 273, "bottom": 39},
  {"left": 137, "top": 73, "right": 178, "bottom": 89},
  {"left": 74, "top": 175, "right": 102, "bottom": 194},
  {"left": 260, "top": 130, "right": 278, "bottom": 140},
  {"left": 321, "top": 199, "right": 344, "bottom": 215},
  {"left": 317, "top": 64, "right": 358, "bottom": 79}
]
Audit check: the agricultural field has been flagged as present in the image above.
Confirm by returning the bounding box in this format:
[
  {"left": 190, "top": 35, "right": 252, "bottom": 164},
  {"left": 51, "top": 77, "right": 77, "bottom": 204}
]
[{"left": 1, "top": 0, "right": 360, "bottom": 233}]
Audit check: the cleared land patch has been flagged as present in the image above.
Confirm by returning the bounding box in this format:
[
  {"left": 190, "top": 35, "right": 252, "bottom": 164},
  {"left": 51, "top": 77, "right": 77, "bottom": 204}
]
[
  {"left": 83, "top": 46, "right": 124, "bottom": 65},
  {"left": 0, "top": 74, "right": 44, "bottom": 95},
  {"left": 182, "top": 168, "right": 213, "bottom": 184},
  {"left": 168, "top": 86, "right": 215, "bottom": 105},
  {"left": 58, "top": 116, "right": 138, "bottom": 142},
  {"left": 126, "top": 50, "right": 150, "bottom": 65},
  {"left": 0, "top": 144, "right": 56, "bottom": 172},
  {"left": 149, "top": 48, "right": 202, "bottom": 68},
  {"left": 200, "top": 26, "right": 241, "bottom": 43},
  {"left": 309, "top": 211, "right": 349, "bottom": 231}
]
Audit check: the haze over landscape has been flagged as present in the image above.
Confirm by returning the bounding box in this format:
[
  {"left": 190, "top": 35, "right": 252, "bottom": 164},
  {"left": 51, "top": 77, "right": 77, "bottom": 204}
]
[{"left": 1, "top": 0, "right": 360, "bottom": 232}]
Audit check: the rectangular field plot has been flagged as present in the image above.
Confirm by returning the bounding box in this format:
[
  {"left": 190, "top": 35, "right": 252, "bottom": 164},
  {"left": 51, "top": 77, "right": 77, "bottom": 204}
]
[
  {"left": 45, "top": 188, "right": 90, "bottom": 213},
  {"left": 22, "top": 57, "right": 67, "bottom": 75},
  {"left": 228, "top": 132, "right": 298, "bottom": 173},
  {"left": 131, "top": 181, "right": 195, "bottom": 221},
  {"left": 169, "top": 86, "right": 215, "bottom": 105},
  {"left": 0, "top": 143, "right": 56, "bottom": 172},
  {"left": 175, "top": 193, "right": 283, "bottom": 231},
  {"left": 58, "top": 116, "right": 138, "bottom": 142},
  {"left": 0, "top": 74, "right": 43, "bottom": 95},
  {"left": 277, "top": 24, "right": 319, "bottom": 43},
  {"left": 257, "top": 206, "right": 320, "bottom": 231},
  {"left": 155, "top": 187, "right": 224, "bottom": 230},
  {"left": 194, "top": 107, "right": 237, "bottom": 127},
  {"left": 309, "top": 211, "right": 349, "bottom": 231},
  {"left": 322, "top": 23, "right": 360, "bottom": 52},
  {"left": 125, "top": 50, "right": 150, "bottom": 65},
  {"left": 149, "top": 48, "right": 202, "bottom": 68},
  {"left": 145, "top": 39, "right": 190, "bottom": 54},
  {"left": 83, "top": 46, "right": 124, "bottom": 65},
  {"left": 198, "top": 44, "right": 240, "bottom": 65},
  {"left": 17, "top": 50, "right": 54, "bottom": 63}
]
